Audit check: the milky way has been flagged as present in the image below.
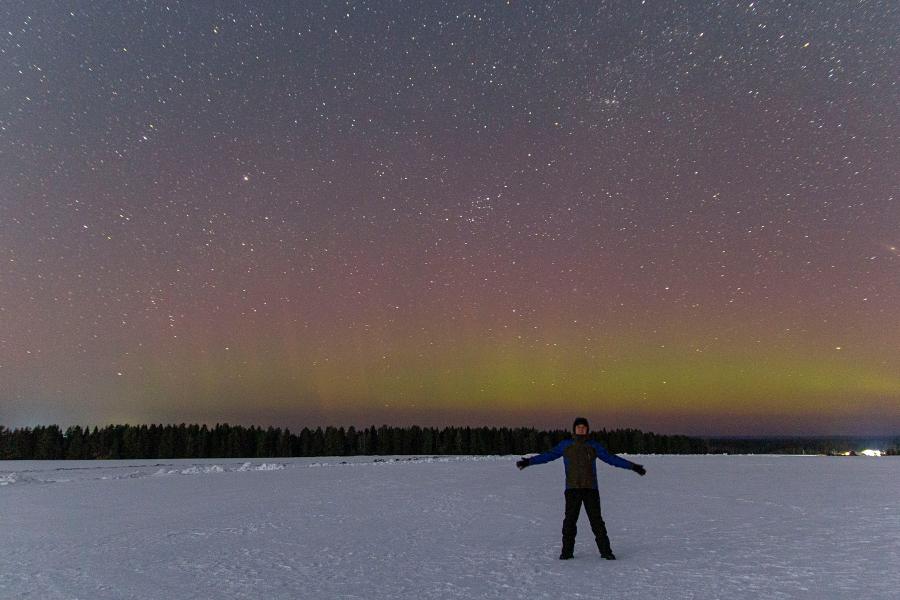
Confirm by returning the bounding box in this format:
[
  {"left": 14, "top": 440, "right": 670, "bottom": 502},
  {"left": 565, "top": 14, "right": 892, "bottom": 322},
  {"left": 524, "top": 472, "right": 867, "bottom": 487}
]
[{"left": 1, "top": 1, "right": 898, "bottom": 434}]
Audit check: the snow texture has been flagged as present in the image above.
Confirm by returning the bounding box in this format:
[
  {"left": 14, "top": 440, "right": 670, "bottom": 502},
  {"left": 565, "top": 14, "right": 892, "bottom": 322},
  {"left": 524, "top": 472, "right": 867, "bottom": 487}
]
[{"left": 1, "top": 455, "right": 897, "bottom": 599}]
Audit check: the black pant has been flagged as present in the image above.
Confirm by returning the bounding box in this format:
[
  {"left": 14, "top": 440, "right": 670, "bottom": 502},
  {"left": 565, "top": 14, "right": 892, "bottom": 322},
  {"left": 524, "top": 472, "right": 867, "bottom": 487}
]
[{"left": 562, "top": 488, "right": 612, "bottom": 555}]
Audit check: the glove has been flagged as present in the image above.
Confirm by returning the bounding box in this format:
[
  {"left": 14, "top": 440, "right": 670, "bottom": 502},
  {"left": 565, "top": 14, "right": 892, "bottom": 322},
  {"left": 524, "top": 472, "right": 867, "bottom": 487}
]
[
  {"left": 631, "top": 463, "right": 646, "bottom": 476},
  {"left": 516, "top": 458, "right": 530, "bottom": 470}
]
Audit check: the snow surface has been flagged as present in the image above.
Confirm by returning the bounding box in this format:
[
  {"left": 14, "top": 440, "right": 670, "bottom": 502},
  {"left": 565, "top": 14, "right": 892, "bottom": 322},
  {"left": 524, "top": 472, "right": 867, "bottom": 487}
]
[{"left": 1, "top": 455, "right": 897, "bottom": 599}]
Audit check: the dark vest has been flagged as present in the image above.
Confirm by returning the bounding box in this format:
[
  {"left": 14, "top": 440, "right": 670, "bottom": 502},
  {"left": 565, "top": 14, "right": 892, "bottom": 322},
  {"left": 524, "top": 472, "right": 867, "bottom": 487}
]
[{"left": 564, "top": 436, "right": 597, "bottom": 489}]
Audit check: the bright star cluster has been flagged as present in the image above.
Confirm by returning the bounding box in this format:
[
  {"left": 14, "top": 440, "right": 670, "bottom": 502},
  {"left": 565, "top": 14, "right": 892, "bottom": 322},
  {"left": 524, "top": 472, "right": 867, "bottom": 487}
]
[{"left": 0, "top": 1, "right": 897, "bottom": 435}]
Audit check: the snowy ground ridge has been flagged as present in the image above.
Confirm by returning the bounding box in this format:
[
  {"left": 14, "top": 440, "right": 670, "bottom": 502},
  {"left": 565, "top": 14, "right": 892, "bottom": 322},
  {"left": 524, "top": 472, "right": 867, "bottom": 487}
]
[{"left": 0, "top": 454, "right": 513, "bottom": 486}]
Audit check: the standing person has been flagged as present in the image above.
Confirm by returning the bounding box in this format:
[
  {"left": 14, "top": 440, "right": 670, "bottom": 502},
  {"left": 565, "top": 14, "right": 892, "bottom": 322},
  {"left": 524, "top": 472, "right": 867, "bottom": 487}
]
[{"left": 516, "top": 417, "right": 646, "bottom": 560}]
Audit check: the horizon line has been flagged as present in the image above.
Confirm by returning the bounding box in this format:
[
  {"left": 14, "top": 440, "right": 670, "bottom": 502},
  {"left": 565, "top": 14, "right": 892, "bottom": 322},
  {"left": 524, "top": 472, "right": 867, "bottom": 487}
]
[{"left": 2, "top": 421, "right": 898, "bottom": 440}]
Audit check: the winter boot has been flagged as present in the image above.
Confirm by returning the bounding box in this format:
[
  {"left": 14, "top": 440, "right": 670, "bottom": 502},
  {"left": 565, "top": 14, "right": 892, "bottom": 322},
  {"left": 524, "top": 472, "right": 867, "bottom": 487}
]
[
  {"left": 560, "top": 537, "right": 575, "bottom": 560},
  {"left": 596, "top": 539, "right": 615, "bottom": 559},
  {"left": 595, "top": 535, "right": 614, "bottom": 559}
]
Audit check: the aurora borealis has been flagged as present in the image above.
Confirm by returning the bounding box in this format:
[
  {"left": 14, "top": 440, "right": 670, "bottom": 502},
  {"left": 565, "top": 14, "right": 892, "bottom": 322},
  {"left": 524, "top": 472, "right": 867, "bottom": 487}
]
[{"left": 1, "top": 2, "right": 898, "bottom": 435}]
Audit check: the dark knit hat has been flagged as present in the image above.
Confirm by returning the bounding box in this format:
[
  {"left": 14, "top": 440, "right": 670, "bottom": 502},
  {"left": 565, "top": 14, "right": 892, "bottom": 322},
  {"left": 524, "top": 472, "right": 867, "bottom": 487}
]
[{"left": 572, "top": 417, "right": 589, "bottom": 432}]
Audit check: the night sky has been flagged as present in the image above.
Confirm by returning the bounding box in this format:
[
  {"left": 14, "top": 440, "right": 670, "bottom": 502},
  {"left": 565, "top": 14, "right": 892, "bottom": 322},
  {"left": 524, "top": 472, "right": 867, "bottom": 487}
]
[{"left": 1, "top": 1, "right": 898, "bottom": 435}]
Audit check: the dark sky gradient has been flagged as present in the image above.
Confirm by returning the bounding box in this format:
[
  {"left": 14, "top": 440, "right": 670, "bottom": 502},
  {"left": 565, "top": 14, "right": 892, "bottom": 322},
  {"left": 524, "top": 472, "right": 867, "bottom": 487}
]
[{"left": 1, "top": 1, "right": 898, "bottom": 435}]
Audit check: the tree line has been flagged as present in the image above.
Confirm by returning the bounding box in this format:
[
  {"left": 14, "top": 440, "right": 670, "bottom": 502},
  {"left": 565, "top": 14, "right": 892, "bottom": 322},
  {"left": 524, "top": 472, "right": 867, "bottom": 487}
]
[
  {"left": 4, "top": 424, "right": 894, "bottom": 460},
  {"left": 0, "top": 423, "right": 705, "bottom": 460}
]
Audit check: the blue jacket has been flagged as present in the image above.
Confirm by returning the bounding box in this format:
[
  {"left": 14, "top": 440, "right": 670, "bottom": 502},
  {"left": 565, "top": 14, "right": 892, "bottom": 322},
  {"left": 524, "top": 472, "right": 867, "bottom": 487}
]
[{"left": 528, "top": 436, "right": 635, "bottom": 489}]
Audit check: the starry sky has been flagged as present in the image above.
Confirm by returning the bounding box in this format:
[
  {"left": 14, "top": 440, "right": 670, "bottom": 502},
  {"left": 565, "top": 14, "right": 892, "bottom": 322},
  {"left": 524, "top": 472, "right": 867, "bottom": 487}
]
[{"left": 1, "top": 1, "right": 898, "bottom": 435}]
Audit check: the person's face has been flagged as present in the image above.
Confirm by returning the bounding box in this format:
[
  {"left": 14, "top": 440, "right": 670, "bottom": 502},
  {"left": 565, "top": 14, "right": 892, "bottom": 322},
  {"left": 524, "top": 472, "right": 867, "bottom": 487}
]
[{"left": 574, "top": 424, "right": 588, "bottom": 435}]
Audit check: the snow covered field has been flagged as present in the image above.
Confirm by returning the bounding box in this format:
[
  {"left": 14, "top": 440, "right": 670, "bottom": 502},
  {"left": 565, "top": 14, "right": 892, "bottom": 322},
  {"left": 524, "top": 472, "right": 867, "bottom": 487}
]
[{"left": 1, "top": 455, "right": 897, "bottom": 599}]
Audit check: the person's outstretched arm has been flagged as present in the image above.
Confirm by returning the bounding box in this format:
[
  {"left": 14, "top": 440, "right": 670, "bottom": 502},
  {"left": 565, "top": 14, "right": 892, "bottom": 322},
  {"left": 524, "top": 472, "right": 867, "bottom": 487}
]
[
  {"left": 516, "top": 439, "right": 569, "bottom": 469},
  {"left": 589, "top": 440, "right": 646, "bottom": 475}
]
